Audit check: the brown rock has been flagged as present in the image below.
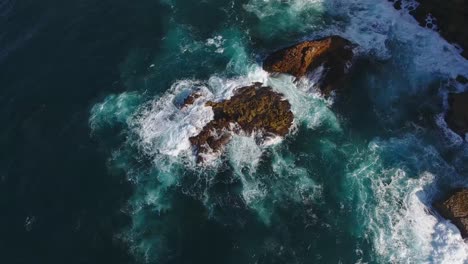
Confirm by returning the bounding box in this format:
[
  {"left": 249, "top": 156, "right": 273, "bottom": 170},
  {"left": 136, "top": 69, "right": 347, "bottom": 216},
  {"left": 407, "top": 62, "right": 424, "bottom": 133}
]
[
  {"left": 434, "top": 189, "right": 468, "bottom": 238},
  {"left": 445, "top": 91, "right": 468, "bottom": 138},
  {"left": 189, "top": 83, "right": 294, "bottom": 161},
  {"left": 182, "top": 92, "right": 202, "bottom": 107},
  {"left": 263, "top": 36, "right": 355, "bottom": 95}
]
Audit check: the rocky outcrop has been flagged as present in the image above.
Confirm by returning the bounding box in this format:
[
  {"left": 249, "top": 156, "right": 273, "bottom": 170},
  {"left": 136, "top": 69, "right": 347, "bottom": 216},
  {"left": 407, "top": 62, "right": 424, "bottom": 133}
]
[
  {"left": 390, "top": 0, "right": 468, "bottom": 58},
  {"left": 263, "top": 36, "right": 355, "bottom": 95},
  {"left": 434, "top": 189, "right": 468, "bottom": 238},
  {"left": 189, "top": 83, "right": 293, "bottom": 161},
  {"left": 445, "top": 91, "right": 468, "bottom": 138}
]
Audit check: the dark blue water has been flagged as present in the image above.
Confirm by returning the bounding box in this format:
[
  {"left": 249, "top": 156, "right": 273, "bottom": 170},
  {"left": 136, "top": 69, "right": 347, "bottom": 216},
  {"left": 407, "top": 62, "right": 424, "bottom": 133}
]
[
  {"left": 0, "top": 1, "right": 169, "bottom": 262},
  {"left": 1, "top": 0, "right": 467, "bottom": 263}
]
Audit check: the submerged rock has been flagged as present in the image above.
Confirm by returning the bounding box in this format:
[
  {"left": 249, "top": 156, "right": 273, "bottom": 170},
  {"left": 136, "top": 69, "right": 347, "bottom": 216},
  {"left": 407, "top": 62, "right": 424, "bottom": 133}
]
[
  {"left": 456, "top": 75, "right": 468, "bottom": 85},
  {"left": 189, "top": 83, "right": 293, "bottom": 161},
  {"left": 263, "top": 36, "right": 355, "bottom": 95},
  {"left": 390, "top": 0, "right": 468, "bottom": 58},
  {"left": 182, "top": 92, "right": 202, "bottom": 107},
  {"left": 445, "top": 91, "right": 468, "bottom": 138},
  {"left": 434, "top": 189, "right": 468, "bottom": 238}
]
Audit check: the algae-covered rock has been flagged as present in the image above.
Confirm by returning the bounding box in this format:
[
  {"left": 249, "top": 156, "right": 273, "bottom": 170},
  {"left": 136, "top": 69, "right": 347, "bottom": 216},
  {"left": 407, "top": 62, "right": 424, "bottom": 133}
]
[
  {"left": 189, "top": 83, "right": 293, "bottom": 161},
  {"left": 435, "top": 189, "right": 468, "bottom": 238}
]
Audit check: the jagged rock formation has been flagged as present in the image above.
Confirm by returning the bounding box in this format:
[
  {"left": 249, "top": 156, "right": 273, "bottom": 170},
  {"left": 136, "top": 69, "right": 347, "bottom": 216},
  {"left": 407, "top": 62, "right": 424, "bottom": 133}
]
[
  {"left": 263, "top": 36, "right": 355, "bottom": 95},
  {"left": 390, "top": 0, "right": 468, "bottom": 58},
  {"left": 445, "top": 91, "right": 468, "bottom": 138},
  {"left": 189, "top": 83, "right": 293, "bottom": 161},
  {"left": 434, "top": 189, "right": 468, "bottom": 238}
]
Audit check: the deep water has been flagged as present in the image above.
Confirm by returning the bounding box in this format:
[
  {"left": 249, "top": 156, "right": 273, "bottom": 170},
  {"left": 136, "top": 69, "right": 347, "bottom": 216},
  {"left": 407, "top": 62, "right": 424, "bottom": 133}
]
[{"left": 2, "top": 0, "right": 468, "bottom": 263}]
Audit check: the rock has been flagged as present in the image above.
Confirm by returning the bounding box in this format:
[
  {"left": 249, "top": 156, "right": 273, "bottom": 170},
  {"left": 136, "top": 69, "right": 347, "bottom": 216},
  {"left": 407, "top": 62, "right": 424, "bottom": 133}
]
[
  {"left": 456, "top": 75, "right": 468, "bottom": 85},
  {"left": 434, "top": 189, "right": 468, "bottom": 238},
  {"left": 189, "top": 83, "right": 294, "bottom": 161},
  {"left": 445, "top": 91, "right": 468, "bottom": 138},
  {"left": 263, "top": 36, "right": 355, "bottom": 95},
  {"left": 392, "top": 0, "right": 402, "bottom": 10},
  {"left": 390, "top": 0, "right": 468, "bottom": 58},
  {"left": 182, "top": 92, "right": 202, "bottom": 107}
]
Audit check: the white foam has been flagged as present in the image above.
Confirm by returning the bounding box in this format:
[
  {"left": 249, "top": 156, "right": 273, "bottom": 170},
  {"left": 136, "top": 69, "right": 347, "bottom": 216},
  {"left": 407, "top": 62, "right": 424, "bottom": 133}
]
[
  {"left": 261, "top": 135, "right": 284, "bottom": 147},
  {"left": 245, "top": 0, "right": 325, "bottom": 18},
  {"left": 89, "top": 91, "right": 142, "bottom": 132},
  {"left": 134, "top": 80, "right": 214, "bottom": 158},
  {"left": 229, "top": 142, "right": 322, "bottom": 224},
  {"left": 435, "top": 113, "right": 465, "bottom": 147},
  {"left": 348, "top": 136, "right": 468, "bottom": 263},
  {"left": 337, "top": 0, "right": 467, "bottom": 81},
  {"left": 243, "top": 0, "right": 326, "bottom": 37},
  {"left": 227, "top": 134, "right": 263, "bottom": 172},
  {"left": 206, "top": 35, "right": 225, "bottom": 53}
]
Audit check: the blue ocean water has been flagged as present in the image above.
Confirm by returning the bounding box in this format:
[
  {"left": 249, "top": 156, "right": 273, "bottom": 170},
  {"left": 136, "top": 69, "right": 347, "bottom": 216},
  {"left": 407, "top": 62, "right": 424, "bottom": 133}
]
[{"left": 2, "top": 0, "right": 468, "bottom": 263}]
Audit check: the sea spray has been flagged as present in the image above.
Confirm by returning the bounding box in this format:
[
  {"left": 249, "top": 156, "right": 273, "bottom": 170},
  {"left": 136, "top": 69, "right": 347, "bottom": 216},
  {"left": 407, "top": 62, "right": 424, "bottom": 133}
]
[{"left": 344, "top": 135, "right": 467, "bottom": 263}]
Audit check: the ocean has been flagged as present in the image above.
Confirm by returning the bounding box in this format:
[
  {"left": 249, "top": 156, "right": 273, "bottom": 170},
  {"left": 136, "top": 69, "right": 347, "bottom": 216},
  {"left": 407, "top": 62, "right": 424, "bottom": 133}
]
[{"left": 1, "top": 0, "right": 467, "bottom": 263}]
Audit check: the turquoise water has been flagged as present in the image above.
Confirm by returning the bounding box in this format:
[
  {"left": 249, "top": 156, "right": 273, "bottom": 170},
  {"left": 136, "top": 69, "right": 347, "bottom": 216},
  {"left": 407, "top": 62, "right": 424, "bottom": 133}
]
[{"left": 88, "top": 0, "right": 468, "bottom": 263}]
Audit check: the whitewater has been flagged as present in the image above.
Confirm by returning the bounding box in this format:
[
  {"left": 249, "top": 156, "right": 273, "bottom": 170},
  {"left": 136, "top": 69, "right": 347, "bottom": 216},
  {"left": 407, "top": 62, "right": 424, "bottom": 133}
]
[{"left": 89, "top": 0, "right": 468, "bottom": 263}]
